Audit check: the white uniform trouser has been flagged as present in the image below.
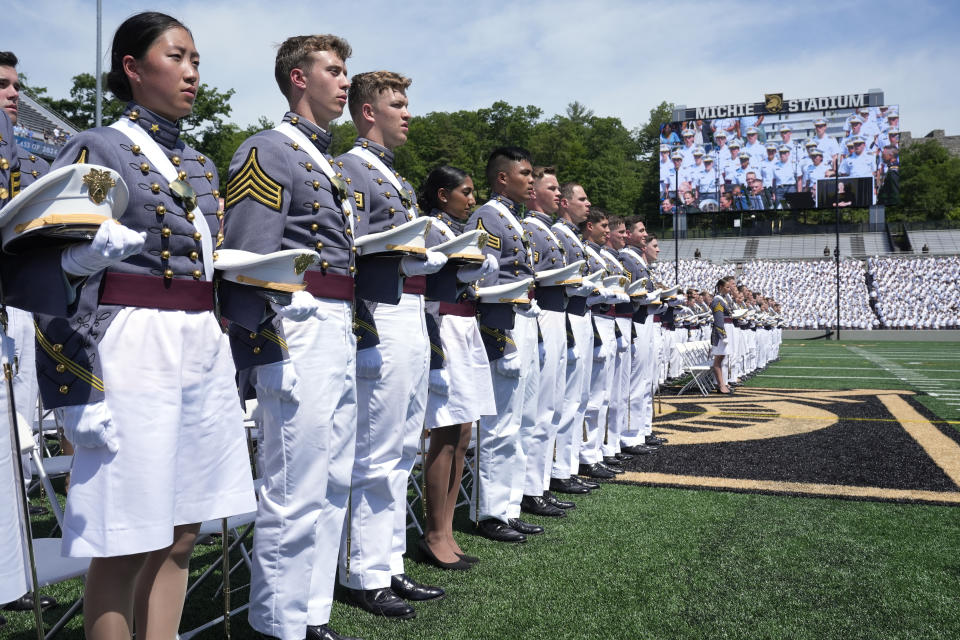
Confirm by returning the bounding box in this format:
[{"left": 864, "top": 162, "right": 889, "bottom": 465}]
[
  {"left": 249, "top": 300, "right": 355, "bottom": 640},
  {"left": 622, "top": 314, "right": 654, "bottom": 446},
  {"left": 507, "top": 314, "right": 540, "bottom": 518},
  {"left": 0, "top": 327, "right": 29, "bottom": 603},
  {"left": 340, "top": 293, "right": 428, "bottom": 590},
  {"left": 471, "top": 313, "right": 537, "bottom": 523},
  {"left": 306, "top": 312, "right": 359, "bottom": 625},
  {"left": 602, "top": 316, "right": 633, "bottom": 457},
  {"left": 668, "top": 328, "right": 684, "bottom": 378},
  {"left": 653, "top": 321, "right": 665, "bottom": 386},
  {"left": 523, "top": 309, "right": 566, "bottom": 497},
  {"left": 580, "top": 316, "right": 616, "bottom": 466},
  {"left": 728, "top": 325, "right": 740, "bottom": 382},
  {"left": 551, "top": 312, "right": 593, "bottom": 480}
]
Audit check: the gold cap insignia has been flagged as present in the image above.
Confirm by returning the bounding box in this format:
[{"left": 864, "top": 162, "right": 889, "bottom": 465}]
[
  {"left": 294, "top": 253, "right": 316, "bottom": 275},
  {"left": 82, "top": 168, "right": 117, "bottom": 205},
  {"left": 329, "top": 175, "right": 349, "bottom": 202},
  {"left": 169, "top": 178, "right": 198, "bottom": 211}
]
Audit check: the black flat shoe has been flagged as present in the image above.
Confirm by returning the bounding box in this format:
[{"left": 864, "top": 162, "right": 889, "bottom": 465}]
[
  {"left": 476, "top": 518, "right": 526, "bottom": 543},
  {"left": 456, "top": 552, "right": 480, "bottom": 564},
  {"left": 306, "top": 624, "right": 363, "bottom": 640},
  {"left": 417, "top": 538, "right": 471, "bottom": 571},
  {"left": 520, "top": 494, "right": 566, "bottom": 517},
  {"left": 391, "top": 573, "right": 444, "bottom": 601},
  {"left": 597, "top": 462, "right": 624, "bottom": 475},
  {"left": 3, "top": 593, "right": 57, "bottom": 611},
  {"left": 345, "top": 587, "right": 414, "bottom": 619},
  {"left": 620, "top": 445, "right": 654, "bottom": 456},
  {"left": 549, "top": 477, "right": 590, "bottom": 494},
  {"left": 508, "top": 518, "right": 544, "bottom": 535},
  {"left": 573, "top": 476, "right": 601, "bottom": 490},
  {"left": 542, "top": 490, "right": 575, "bottom": 509},
  {"left": 578, "top": 462, "right": 615, "bottom": 479}
]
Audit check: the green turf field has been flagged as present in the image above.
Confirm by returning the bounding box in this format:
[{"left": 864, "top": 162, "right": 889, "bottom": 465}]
[
  {"left": 5, "top": 340, "right": 960, "bottom": 640},
  {"left": 748, "top": 340, "right": 960, "bottom": 431}
]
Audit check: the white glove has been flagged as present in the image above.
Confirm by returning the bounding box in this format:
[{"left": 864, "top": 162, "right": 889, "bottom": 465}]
[
  {"left": 514, "top": 299, "right": 541, "bottom": 318},
  {"left": 592, "top": 343, "right": 609, "bottom": 363},
  {"left": 457, "top": 254, "right": 498, "bottom": 282},
  {"left": 59, "top": 401, "right": 119, "bottom": 454},
  {"left": 616, "top": 334, "right": 629, "bottom": 352},
  {"left": 356, "top": 346, "right": 383, "bottom": 379},
  {"left": 566, "top": 282, "right": 595, "bottom": 297},
  {"left": 256, "top": 360, "right": 300, "bottom": 403},
  {"left": 428, "top": 368, "right": 450, "bottom": 395},
  {"left": 400, "top": 250, "right": 448, "bottom": 277},
  {"left": 61, "top": 220, "right": 146, "bottom": 277},
  {"left": 271, "top": 290, "right": 326, "bottom": 322},
  {"left": 538, "top": 340, "right": 546, "bottom": 368},
  {"left": 566, "top": 346, "right": 580, "bottom": 364},
  {"left": 587, "top": 287, "right": 612, "bottom": 307},
  {"left": 496, "top": 351, "right": 522, "bottom": 378}
]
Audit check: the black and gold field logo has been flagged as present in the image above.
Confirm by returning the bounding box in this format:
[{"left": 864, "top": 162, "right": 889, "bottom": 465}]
[{"left": 764, "top": 93, "right": 784, "bottom": 113}]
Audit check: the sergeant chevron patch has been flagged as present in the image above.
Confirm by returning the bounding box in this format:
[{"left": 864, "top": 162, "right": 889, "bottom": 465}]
[
  {"left": 225, "top": 148, "right": 283, "bottom": 211},
  {"left": 615, "top": 388, "right": 960, "bottom": 505}
]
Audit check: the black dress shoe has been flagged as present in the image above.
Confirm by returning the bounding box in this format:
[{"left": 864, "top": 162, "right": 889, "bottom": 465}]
[
  {"left": 391, "top": 573, "right": 444, "bottom": 602},
  {"left": 573, "top": 476, "right": 601, "bottom": 490},
  {"left": 520, "top": 494, "right": 566, "bottom": 517},
  {"left": 598, "top": 462, "right": 624, "bottom": 475},
  {"left": 620, "top": 445, "right": 654, "bottom": 456},
  {"left": 476, "top": 518, "right": 526, "bottom": 542},
  {"left": 542, "top": 491, "right": 575, "bottom": 509},
  {"left": 602, "top": 456, "right": 624, "bottom": 467},
  {"left": 456, "top": 552, "right": 480, "bottom": 565},
  {"left": 549, "top": 477, "right": 590, "bottom": 494},
  {"left": 306, "top": 624, "right": 362, "bottom": 640},
  {"left": 3, "top": 592, "right": 57, "bottom": 611},
  {"left": 417, "top": 538, "right": 471, "bottom": 571},
  {"left": 614, "top": 452, "right": 634, "bottom": 461},
  {"left": 345, "top": 587, "right": 414, "bottom": 619},
  {"left": 28, "top": 505, "right": 48, "bottom": 516},
  {"left": 508, "top": 518, "right": 545, "bottom": 535},
  {"left": 578, "top": 462, "right": 615, "bottom": 479},
  {"left": 646, "top": 435, "right": 667, "bottom": 445}
]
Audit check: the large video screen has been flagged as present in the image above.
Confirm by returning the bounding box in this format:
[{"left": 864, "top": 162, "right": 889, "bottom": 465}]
[{"left": 657, "top": 96, "right": 900, "bottom": 214}]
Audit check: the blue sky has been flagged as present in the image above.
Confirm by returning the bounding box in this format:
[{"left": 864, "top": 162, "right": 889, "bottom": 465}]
[{"left": 7, "top": 0, "right": 960, "bottom": 137}]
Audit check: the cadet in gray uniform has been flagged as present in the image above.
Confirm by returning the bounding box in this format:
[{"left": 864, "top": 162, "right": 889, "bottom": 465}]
[
  {"left": 336, "top": 71, "right": 446, "bottom": 620},
  {"left": 220, "top": 35, "right": 362, "bottom": 640},
  {"left": 519, "top": 166, "right": 574, "bottom": 518},
  {"left": 33, "top": 13, "right": 256, "bottom": 640},
  {"left": 468, "top": 146, "right": 542, "bottom": 543},
  {"left": 548, "top": 182, "right": 600, "bottom": 494},
  {"left": 617, "top": 219, "right": 663, "bottom": 453}
]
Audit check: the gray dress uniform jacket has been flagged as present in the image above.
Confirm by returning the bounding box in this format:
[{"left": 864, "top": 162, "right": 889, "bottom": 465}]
[
  {"left": 336, "top": 138, "right": 420, "bottom": 348},
  {"left": 466, "top": 194, "right": 534, "bottom": 360},
  {"left": 33, "top": 104, "right": 222, "bottom": 408},
  {"left": 221, "top": 112, "right": 365, "bottom": 373}
]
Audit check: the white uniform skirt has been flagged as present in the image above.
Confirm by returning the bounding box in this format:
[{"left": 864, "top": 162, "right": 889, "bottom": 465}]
[
  {"left": 61, "top": 307, "right": 256, "bottom": 558},
  {"left": 710, "top": 331, "right": 729, "bottom": 357},
  {"left": 425, "top": 314, "right": 495, "bottom": 428}
]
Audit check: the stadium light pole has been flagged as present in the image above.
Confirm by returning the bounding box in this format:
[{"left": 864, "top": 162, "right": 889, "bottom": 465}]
[
  {"left": 95, "top": 0, "right": 102, "bottom": 128},
  {"left": 674, "top": 163, "right": 680, "bottom": 285},
  {"left": 834, "top": 165, "right": 841, "bottom": 341}
]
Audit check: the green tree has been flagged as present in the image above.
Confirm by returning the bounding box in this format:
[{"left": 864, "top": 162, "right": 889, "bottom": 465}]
[{"left": 888, "top": 139, "right": 960, "bottom": 222}]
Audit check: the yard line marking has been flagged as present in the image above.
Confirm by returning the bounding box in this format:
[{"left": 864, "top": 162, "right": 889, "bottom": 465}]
[{"left": 618, "top": 472, "right": 960, "bottom": 505}]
